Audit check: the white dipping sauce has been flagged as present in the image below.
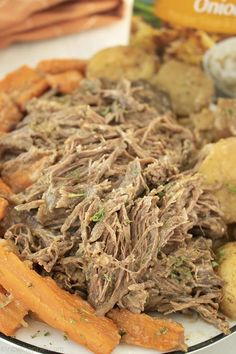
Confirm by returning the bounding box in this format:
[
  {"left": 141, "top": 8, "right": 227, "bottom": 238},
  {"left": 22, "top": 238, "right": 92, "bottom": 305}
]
[{"left": 203, "top": 37, "right": 236, "bottom": 97}]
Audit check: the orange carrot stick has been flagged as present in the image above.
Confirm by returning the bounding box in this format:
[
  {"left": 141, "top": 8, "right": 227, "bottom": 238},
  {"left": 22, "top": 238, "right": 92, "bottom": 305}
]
[
  {"left": 0, "top": 178, "right": 13, "bottom": 221},
  {"left": 0, "top": 288, "right": 28, "bottom": 336},
  {"left": 108, "top": 308, "right": 186, "bottom": 352},
  {"left": 0, "top": 240, "right": 120, "bottom": 354},
  {"left": 37, "top": 58, "right": 88, "bottom": 75}
]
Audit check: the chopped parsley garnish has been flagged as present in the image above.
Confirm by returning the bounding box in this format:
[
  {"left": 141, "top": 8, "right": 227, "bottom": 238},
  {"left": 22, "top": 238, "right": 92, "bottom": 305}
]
[
  {"left": 67, "top": 192, "right": 85, "bottom": 198},
  {"left": 211, "top": 260, "right": 219, "bottom": 268},
  {"left": 69, "top": 318, "right": 77, "bottom": 325},
  {"left": 157, "top": 191, "right": 165, "bottom": 199},
  {"left": 171, "top": 272, "right": 180, "bottom": 281},
  {"left": 172, "top": 256, "right": 187, "bottom": 267},
  {"left": 103, "top": 273, "right": 113, "bottom": 282},
  {"left": 44, "top": 331, "right": 51, "bottom": 337},
  {"left": 63, "top": 332, "right": 68, "bottom": 340},
  {"left": 124, "top": 218, "right": 132, "bottom": 225},
  {"left": 66, "top": 169, "right": 80, "bottom": 180},
  {"left": 160, "top": 327, "right": 169, "bottom": 335},
  {"left": 100, "top": 106, "right": 111, "bottom": 117},
  {"left": 227, "top": 184, "right": 236, "bottom": 194},
  {"left": 226, "top": 108, "right": 234, "bottom": 117},
  {"left": 31, "top": 330, "right": 40, "bottom": 339},
  {"left": 156, "top": 327, "right": 169, "bottom": 336},
  {"left": 217, "top": 249, "right": 225, "bottom": 260},
  {"left": 90, "top": 207, "right": 105, "bottom": 222}
]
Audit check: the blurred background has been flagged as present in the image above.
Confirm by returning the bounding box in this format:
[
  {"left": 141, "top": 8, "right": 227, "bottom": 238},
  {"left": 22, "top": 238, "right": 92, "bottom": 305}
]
[{"left": 0, "top": 0, "right": 133, "bottom": 76}]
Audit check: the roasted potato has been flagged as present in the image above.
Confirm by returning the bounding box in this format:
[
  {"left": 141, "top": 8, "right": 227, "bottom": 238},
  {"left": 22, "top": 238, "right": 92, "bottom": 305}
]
[
  {"left": 190, "top": 99, "right": 236, "bottom": 146},
  {"left": 198, "top": 137, "right": 236, "bottom": 223},
  {"left": 86, "top": 45, "right": 160, "bottom": 81},
  {"left": 217, "top": 242, "right": 236, "bottom": 319},
  {"left": 153, "top": 60, "right": 214, "bottom": 116}
]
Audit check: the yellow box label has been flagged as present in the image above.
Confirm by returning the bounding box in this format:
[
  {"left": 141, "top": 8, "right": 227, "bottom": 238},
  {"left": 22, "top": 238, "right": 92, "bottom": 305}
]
[{"left": 155, "top": 0, "right": 236, "bottom": 34}]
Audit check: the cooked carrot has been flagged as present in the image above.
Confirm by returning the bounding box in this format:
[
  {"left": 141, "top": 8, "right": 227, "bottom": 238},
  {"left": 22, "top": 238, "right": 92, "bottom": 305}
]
[
  {"left": 0, "top": 178, "right": 13, "bottom": 197},
  {"left": 0, "top": 65, "right": 49, "bottom": 110},
  {"left": 2, "top": 152, "right": 55, "bottom": 193},
  {"left": 0, "top": 178, "right": 12, "bottom": 221},
  {"left": 108, "top": 308, "right": 186, "bottom": 352},
  {"left": 0, "top": 287, "right": 28, "bottom": 336},
  {"left": 37, "top": 59, "right": 87, "bottom": 75},
  {"left": 15, "top": 78, "right": 49, "bottom": 110},
  {"left": 0, "top": 240, "right": 120, "bottom": 354},
  {"left": 44, "top": 277, "right": 94, "bottom": 314},
  {"left": 0, "top": 92, "right": 22, "bottom": 133},
  {"left": 46, "top": 70, "right": 83, "bottom": 94},
  {"left": 0, "top": 198, "right": 9, "bottom": 220}
]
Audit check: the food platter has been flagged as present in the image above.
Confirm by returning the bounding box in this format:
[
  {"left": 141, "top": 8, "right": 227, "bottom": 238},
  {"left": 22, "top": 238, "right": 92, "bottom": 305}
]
[{"left": 0, "top": 2, "right": 236, "bottom": 354}]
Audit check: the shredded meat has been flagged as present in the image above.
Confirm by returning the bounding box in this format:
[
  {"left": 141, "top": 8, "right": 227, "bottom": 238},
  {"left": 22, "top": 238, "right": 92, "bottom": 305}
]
[{"left": 0, "top": 79, "right": 229, "bottom": 334}]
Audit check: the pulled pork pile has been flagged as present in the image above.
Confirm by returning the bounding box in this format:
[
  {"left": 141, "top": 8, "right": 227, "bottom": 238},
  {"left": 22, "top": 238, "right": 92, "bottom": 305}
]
[{"left": 0, "top": 79, "right": 229, "bottom": 333}]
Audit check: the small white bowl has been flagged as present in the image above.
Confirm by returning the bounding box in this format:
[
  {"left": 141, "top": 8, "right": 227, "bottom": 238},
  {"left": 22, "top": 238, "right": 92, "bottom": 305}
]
[{"left": 203, "top": 37, "right": 236, "bottom": 98}]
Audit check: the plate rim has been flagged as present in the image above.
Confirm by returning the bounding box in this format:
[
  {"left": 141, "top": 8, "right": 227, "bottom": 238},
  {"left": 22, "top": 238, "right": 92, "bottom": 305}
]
[{"left": 0, "top": 324, "right": 235, "bottom": 354}]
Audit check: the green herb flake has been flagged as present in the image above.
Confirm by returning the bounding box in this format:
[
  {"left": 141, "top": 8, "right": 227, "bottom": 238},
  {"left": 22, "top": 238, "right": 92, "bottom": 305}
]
[
  {"left": 100, "top": 106, "right": 111, "bottom": 117},
  {"left": 103, "top": 273, "right": 113, "bottom": 283},
  {"left": 173, "top": 256, "right": 187, "bottom": 267},
  {"left": 227, "top": 108, "right": 234, "bottom": 117},
  {"left": 124, "top": 218, "right": 132, "bottom": 225},
  {"left": 211, "top": 260, "right": 219, "bottom": 268},
  {"left": 69, "top": 318, "right": 77, "bottom": 325},
  {"left": 157, "top": 191, "right": 165, "bottom": 199},
  {"left": 67, "top": 192, "right": 85, "bottom": 199},
  {"left": 44, "top": 331, "right": 51, "bottom": 337},
  {"left": 218, "top": 250, "right": 225, "bottom": 260},
  {"left": 227, "top": 184, "right": 236, "bottom": 194},
  {"left": 63, "top": 332, "right": 68, "bottom": 341},
  {"left": 31, "top": 330, "right": 40, "bottom": 339},
  {"left": 171, "top": 272, "right": 180, "bottom": 281},
  {"left": 159, "top": 327, "right": 169, "bottom": 335},
  {"left": 90, "top": 207, "right": 105, "bottom": 222},
  {"left": 66, "top": 169, "right": 80, "bottom": 180}
]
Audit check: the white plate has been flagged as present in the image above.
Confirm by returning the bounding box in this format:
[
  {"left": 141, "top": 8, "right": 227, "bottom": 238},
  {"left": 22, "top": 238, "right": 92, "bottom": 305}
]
[
  {"left": 0, "top": 1, "right": 235, "bottom": 352},
  {"left": 0, "top": 313, "right": 235, "bottom": 354}
]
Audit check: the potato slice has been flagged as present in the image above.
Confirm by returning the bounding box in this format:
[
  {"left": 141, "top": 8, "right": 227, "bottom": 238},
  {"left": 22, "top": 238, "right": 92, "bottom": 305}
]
[
  {"left": 153, "top": 60, "right": 214, "bottom": 116},
  {"left": 217, "top": 242, "right": 236, "bottom": 319},
  {"left": 86, "top": 45, "right": 160, "bottom": 81},
  {"left": 198, "top": 137, "right": 236, "bottom": 223}
]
